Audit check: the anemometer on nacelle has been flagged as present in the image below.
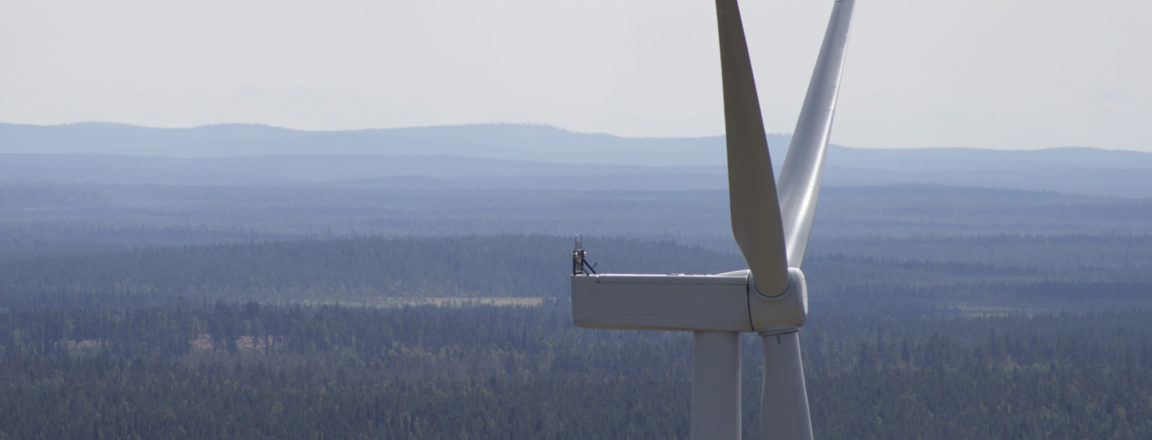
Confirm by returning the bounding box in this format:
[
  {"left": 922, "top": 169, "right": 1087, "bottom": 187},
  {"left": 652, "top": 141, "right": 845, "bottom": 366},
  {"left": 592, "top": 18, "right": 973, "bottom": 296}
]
[{"left": 571, "top": 236, "right": 597, "bottom": 276}]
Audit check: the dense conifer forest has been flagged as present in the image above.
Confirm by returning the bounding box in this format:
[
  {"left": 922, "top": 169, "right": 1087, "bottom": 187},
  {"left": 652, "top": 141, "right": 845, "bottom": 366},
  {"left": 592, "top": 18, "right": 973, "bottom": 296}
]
[
  {"left": 3, "top": 301, "right": 1152, "bottom": 438},
  {"left": 2, "top": 176, "right": 1152, "bottom": 438}
]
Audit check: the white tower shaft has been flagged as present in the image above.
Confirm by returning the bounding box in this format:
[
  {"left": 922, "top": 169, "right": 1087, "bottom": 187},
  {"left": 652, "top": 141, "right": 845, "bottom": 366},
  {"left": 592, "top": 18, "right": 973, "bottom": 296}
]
[{"left": 691, "top": 331, "right": 742, "bottom": 440}]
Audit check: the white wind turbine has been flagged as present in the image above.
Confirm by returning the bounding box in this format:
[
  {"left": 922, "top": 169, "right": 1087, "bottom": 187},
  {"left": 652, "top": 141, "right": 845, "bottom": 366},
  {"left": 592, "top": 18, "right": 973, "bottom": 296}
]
[{"left": 570, "top": 0, "right": 856, "bottom": 439}]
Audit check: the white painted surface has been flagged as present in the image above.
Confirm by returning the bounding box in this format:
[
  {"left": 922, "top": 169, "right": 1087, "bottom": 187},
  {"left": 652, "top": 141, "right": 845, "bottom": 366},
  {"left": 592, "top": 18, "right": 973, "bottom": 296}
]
[
  {"left": 571, "top": 274, "right": 751, "bottom": 332},
  {"left": 692, "top": 331, "right": 742, "bottom": 440},
  {"left": 760, "top": 331, "right": 813, "bottom": 440}
]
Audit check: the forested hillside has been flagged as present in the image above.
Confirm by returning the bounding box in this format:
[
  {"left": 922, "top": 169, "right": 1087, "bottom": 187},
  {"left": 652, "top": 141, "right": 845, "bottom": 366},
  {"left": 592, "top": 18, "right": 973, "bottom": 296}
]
[
  {"left": 3, "top": 303, "right": 1151, "bottom": 439},
  {"left": 0, "top": 225, "right": 1150, "bottom": 438},
  {"left": 3, "top": 233, "right": 1150, "bottom": 314},
  {"left": 2, "top": 130, "right": 1152, "bottom": 438},
  {"left": 5, "top": 183, "right": 1152, "bottom": 255}
]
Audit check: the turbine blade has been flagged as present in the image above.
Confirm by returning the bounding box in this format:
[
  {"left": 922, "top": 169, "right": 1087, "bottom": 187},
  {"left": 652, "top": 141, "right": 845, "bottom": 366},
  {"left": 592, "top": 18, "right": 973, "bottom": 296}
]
[
  {"left": 716, "top": 0, "right": 789, "bottom": 295},
  {"left": 777, "top": 0, "right": 857, "bottom": 268},
  {"left": 760, "top": 331, "right": 813, "bottom": 440}
]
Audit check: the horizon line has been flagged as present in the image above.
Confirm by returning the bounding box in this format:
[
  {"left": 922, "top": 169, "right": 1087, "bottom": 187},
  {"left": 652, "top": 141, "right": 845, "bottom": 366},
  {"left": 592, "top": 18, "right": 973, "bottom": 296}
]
[{"left": 0, "top": 120, "right": 1140, "bottom": 153}]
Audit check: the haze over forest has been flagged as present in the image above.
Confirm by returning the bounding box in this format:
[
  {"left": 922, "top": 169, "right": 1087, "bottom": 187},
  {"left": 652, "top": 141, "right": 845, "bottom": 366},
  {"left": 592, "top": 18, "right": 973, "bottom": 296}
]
[
  {"left": 5, "top": 122, "right": 1152, "bottom": 197},
  {"left": 2, "top": 122, "right": 1151, "bottom": 438}
]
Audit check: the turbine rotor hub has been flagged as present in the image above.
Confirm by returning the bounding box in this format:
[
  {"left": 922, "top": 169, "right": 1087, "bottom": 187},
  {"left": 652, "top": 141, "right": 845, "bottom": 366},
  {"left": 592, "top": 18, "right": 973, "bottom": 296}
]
[{"left": 749, "top": 267, "right": 808, "bottom": 332}]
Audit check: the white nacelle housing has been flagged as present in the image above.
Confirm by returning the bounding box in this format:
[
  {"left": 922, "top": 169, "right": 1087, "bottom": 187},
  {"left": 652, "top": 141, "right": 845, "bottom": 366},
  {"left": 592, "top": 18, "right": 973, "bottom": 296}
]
[
  {"left": 571, "top": 274, "right": 752, "bottom": 332},
  {"left": 571, "top": 268, "right": 809, "bottom": 333}
]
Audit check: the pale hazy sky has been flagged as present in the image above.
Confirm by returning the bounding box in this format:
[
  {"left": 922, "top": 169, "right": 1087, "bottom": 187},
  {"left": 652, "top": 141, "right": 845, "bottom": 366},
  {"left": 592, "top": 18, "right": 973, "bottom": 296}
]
[{"left": 2, "top": 0, "right": 1150, "bottom": 150}]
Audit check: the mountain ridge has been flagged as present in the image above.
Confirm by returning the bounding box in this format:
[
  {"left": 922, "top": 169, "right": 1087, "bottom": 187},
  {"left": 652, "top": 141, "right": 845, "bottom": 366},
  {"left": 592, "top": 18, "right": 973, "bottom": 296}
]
[
  {"left": 5, "top": 121, "right": 1150, "bottom": 168},
  {"left": 4, "top": 122, "right": 1152, "bottom": 197}
]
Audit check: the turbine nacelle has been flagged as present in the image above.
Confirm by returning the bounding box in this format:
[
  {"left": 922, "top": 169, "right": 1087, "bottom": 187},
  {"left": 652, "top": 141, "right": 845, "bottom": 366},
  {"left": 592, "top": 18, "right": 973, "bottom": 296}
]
[{"left": 570, "top": 268, "right": 807, "bottom": 333}]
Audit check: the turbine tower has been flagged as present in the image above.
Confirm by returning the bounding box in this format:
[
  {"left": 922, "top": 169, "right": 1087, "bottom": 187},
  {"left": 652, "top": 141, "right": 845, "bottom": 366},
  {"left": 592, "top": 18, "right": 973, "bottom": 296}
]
[{"left": 570, "top": 0, "right": 856, "bottom": 439}]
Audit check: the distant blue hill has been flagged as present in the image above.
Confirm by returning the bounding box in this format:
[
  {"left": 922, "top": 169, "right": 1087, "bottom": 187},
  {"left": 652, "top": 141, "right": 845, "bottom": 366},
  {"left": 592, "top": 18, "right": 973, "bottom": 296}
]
[
  {"left": 5, "top": 121, "right": 1152, "bottom": 169},
  {"left": 2, "top": 122, "right": 1152, "bottom": 197},
  {"left": 0, "top": 122, "right": 748, "bottom": 166}
]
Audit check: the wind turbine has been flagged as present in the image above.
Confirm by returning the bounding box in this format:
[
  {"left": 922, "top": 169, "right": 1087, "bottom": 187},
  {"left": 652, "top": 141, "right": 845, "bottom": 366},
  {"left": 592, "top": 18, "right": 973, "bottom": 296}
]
[{"left": 570, "top": 0, "right": 856, "bottom": 438}]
